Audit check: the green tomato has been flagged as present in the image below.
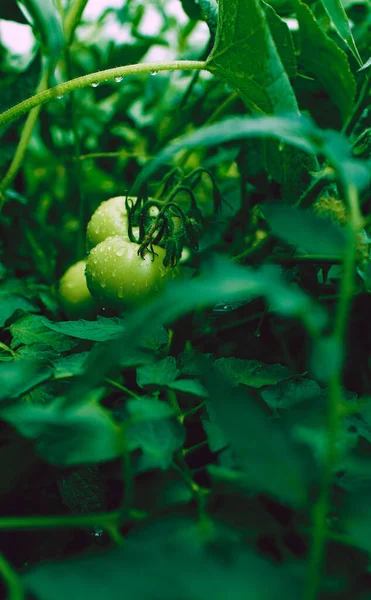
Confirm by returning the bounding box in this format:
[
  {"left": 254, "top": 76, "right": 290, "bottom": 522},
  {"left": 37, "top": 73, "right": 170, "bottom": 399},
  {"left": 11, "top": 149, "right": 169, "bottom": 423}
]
[
  {"left": 85, "top": 236, "right": 178, "bottom": 309},
  {"left": 58, "top": 260, "right": 97, "bottom": 319},
  {"left": 86, "top": 196, "right": 134, "bottom": 251}
]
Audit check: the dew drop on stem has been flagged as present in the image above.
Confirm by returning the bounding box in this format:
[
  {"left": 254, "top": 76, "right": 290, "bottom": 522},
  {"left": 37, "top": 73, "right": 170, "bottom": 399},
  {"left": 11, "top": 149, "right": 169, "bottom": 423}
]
[
  {"left": 91, "top": 82, "right": 100, "bottom": 88},
  {"left": 150, "top": 71, "right": 158, "bottom": 76},
  {"left": 115, "top": 76, "right": 123, "bottom": 83}
]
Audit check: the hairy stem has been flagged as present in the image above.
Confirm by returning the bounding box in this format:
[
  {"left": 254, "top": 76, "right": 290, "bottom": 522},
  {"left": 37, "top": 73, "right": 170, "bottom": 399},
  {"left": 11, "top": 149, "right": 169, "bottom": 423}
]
[{"left": 0, "top": 61, "right": 207, "bottom": 129}]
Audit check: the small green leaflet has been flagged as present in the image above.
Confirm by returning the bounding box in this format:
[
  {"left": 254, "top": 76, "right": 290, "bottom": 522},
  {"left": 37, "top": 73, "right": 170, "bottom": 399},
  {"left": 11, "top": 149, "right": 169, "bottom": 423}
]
[
  {"left": 319, "top": 0, "right": 362, "bottom": 66},
  {"left": 358, "top": 56, "right": 371, "bottom": 72}
]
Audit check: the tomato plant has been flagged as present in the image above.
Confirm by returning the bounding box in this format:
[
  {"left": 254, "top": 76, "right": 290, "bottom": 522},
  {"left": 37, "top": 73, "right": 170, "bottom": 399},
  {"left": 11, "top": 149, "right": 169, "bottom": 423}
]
[{"left": 0, "top": 0, "right": 370, "bottom": 599}]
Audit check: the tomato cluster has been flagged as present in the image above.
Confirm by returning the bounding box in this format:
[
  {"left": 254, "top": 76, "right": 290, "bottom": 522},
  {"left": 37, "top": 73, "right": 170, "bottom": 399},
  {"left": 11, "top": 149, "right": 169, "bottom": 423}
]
[{"left": 58, "top": 196, "right": 179, "bottom": 319}]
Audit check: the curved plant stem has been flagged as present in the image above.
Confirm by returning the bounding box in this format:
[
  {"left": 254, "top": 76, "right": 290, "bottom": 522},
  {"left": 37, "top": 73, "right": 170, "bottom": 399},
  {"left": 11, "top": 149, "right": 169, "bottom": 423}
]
[
  {"left": 0, "top": 554, "right": 24, "bottom": 600},
  {"left": 305, "top": 183, "right": 359, "bottom": 600},
  {"left": 0, "top": 61, "right": 207, "bottom": 129},
  {"left": 0, "top": 66, "right": 50, "bottom": 204},
  {"left": 0, "top": 512, "right": 120, "bottom": 530}
]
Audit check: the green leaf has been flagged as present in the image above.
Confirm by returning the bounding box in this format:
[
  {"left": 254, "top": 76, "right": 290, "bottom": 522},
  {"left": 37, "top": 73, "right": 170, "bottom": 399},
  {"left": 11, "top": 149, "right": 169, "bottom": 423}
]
[
  {"left": 261, "top": 378, "right": 321, "bottom": 410},
  {"left": 206, "top": 0, "right": 298, "bottom": 114},
  {"left": 203, "top": 419, "right": 229, "bottom": 452},
  {"left": 127, "top": 419, "right": 185, "bottom": 472},
  {"left": 23, "top": 518, "right": 302, "bottom": 600},
  {"left": 203, "top": 366, "right": 314, "bottom": 504},
  {"left": 319, "top": 0, "right": 362, "bottom": 65},
  {"left": 0, "top": 395, "right": 123, "bottom": 466},
  {"left": 295, "top": 0, "right": 356, "bottom": 123},
  {"left": 134, "top": 114, "right": 366, "bottom": 196},
  {"left": 42, "top": 316, "right": 126, "bottom": 341},
  {"left": 126, "top": 398, "right": 174, "bottom": 422},
  {"left": 21, "top": 0, "right": 63, "bottom": 70},
  {"left": 66, "top": 257, "right": 327, "bottom": 403},
  {"left": 137, "top": 357, "right": 180, "bottom": 388},
  {"left": 10, "top": 315, "right": 77, "bottom": 352},
  {"left": 215, "top": 357, "right": 291, "bottom": 388},
  {"left": 263, "top": 2, "right": 297, "bottom": 78},
  {"left": 139, "top": 324, "right": 169, "bottom": 350},
  {"left": 52, "top": 352, "right": 90, "bottom": 379},
  {"left": 262, "top": 202, "right": 348, "bottom": 255},
  {"left": 0, "top": 294, "right": 39, "bottom": 327},
  {"left": 358, "top": 56, "right": 371, "bottom": 72},
  {"left": 0, "top": 360, "right": 52, "bottom": 402},
  {"left": 169, "top": 378, "right": 208, "bottom": 397},
  {"left": 15, "top": 343, "right": 59, "bottom": 362}
]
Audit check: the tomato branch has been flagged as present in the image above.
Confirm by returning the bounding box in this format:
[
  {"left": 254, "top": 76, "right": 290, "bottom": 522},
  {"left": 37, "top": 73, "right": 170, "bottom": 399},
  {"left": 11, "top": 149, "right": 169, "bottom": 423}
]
[{"left": 0, "top": 61, "right": 207, "bottom": 129}]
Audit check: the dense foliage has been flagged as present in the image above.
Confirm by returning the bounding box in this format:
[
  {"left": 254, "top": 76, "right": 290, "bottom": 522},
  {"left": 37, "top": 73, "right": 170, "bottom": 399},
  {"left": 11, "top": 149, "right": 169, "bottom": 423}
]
[{"left": 0, "top": 0, "right": 370, "bottom": 598}]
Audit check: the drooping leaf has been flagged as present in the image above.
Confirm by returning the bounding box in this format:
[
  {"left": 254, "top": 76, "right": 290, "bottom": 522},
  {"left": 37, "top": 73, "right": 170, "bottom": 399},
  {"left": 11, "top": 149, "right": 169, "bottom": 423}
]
[
  {"left": 295, "top": 0, "right": 356, "bottom": 123},
  {"left": 134, "top": 114, "right": 367, "bottom": 197},
  {"left": 262, "top": 202, "right": 348, "bottom": 255}
]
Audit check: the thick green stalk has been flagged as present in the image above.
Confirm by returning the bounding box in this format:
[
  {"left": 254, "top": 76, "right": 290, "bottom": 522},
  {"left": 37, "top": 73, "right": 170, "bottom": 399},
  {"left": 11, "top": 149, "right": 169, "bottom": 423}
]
[
  {"left": 305, "top": 183, "right": 359, "bottom": 600},
  {"left": 64, "top": 0, "right": 90, "bottom": 44},
  {"left": 0, "top": 66, "right": 50, "bottom": 201},
  {"left": 0, "top": 61, "right": 207, "bottom": 129}
]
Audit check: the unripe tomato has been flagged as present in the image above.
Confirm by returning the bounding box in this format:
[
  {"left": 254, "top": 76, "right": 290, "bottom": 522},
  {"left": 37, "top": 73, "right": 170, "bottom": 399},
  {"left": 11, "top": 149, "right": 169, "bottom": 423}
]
[
  {"left": 86, "top": 196, "right": 135, "bottom": 251},
  {"left": 58, "top": 260, "right": 97, "bottom": 319},
  {"left": 85, "top": 236, "right": 178, "bottom": 309}
]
